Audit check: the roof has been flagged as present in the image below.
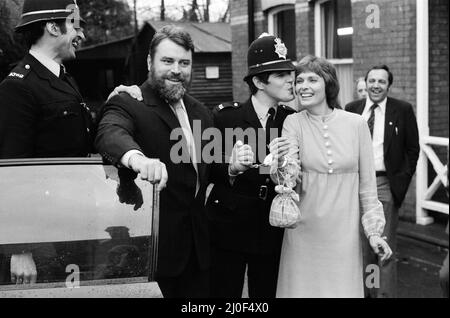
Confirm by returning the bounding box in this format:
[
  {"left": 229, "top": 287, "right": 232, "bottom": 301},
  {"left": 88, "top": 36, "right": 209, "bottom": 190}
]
[{"left": 146, "top": 21, "right": 231, "bottom": 53}]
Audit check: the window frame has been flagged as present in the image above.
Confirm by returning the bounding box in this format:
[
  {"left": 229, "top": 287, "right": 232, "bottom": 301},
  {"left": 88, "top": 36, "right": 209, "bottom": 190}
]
[{"left": 0, "top": 157, "right": 160, "bottom": 294}]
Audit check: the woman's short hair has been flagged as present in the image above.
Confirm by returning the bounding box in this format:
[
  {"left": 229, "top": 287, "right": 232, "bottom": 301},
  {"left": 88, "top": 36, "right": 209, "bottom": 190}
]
[
  {"left": 296, "top": 55, "right": 341, "bottom": 109},
  {"left": 149, "top": 25, "right": 195, "bottom": 61}
]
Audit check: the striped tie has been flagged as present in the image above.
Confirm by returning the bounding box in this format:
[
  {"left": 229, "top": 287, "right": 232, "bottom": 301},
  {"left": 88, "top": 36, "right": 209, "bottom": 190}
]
[{"left": 367, "top": 104, "right": 378, "bottom": 138}]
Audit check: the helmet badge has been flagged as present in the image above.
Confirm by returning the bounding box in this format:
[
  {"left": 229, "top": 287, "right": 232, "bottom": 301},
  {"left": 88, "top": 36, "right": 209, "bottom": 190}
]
[{"left": 274, "top": 38, "right": 288, "bottom": 59}]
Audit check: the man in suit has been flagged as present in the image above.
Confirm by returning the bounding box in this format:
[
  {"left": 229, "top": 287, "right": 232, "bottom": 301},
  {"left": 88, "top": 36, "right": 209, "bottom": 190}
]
[
  {"left": 0, "top": 0, "right": 93, "bottom": 286},
  {"left": 346, "top": 65, "right": 420, "bottom": 298},
  {"left": 206, "top": 34, "right": 296, "bottom": 298},
  {"left": 95, "top": 25, "right": 214, "bottom": 298}
]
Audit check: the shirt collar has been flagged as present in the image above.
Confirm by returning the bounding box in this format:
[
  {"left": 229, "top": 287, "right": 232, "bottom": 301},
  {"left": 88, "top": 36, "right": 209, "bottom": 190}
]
[
  {"left": 29, "top": 49, "right": 61, "bottom": 77},
  {"left": 364, "top": 97, "right": 387, "bottom": 115},
  {"left": 251, "top": 95, "right": 277, "bottom": 120}
]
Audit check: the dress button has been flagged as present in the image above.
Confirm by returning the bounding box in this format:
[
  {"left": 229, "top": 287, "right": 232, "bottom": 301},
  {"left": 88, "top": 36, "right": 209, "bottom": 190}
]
[
  {"left": 328, "top": 159, "right": 333, "bottom": 165},
  {"left": 325, "top": 141, "right": 331, "bottom": 147},
  {"left": 327, "top": 150, "right": 332, "bottom": 156},
  {"left": 323, "top": 125, "right": 329, "bottom": 130},
  {"left": 324, "top": 133, "right": 329, "bottom": 139},
  {"left": 328, "top": 169, "right": 334, "bottom": 174}
]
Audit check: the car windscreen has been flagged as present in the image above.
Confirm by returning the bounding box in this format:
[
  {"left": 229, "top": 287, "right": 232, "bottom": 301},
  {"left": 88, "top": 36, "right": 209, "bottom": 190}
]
[{"left": 0, "top": 160, "right": 158, "bottom": 289}]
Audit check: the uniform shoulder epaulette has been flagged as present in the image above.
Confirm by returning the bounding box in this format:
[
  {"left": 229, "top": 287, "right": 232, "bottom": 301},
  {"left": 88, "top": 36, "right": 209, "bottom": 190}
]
[
  {"left": 6, "top": 62, "right": 32, "bottom": 81},
  {"left": 215, "top": 101, "right": 241, "bottom": 112},
  {"left": 280, "top": 104, "right": 297, "bottom": 113}
]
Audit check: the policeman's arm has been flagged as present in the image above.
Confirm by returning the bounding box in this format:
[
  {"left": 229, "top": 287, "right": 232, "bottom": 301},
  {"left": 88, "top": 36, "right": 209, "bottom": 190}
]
[
  {"left": 0, "top": 81, "right": 38, "bottom": 158},
  {"left": 107, "top": 85, "right": 142, "bottom": 102}
]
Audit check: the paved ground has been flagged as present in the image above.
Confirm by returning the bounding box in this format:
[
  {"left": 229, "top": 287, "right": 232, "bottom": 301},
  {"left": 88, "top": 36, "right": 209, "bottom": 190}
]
[
  {"left": 397, "top": 235, "right": 447, "bottom": 298},
  {"left": 242, "top": 234, "right": 448, "bottom": 298}
]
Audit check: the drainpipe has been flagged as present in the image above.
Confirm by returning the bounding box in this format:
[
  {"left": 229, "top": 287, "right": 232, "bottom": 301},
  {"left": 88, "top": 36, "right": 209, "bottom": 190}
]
[{"left": 248, "top": 0, "right": 254, "bottom": 46}]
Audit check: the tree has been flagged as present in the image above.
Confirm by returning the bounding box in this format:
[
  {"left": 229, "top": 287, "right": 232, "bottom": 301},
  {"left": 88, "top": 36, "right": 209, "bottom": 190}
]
[
  {"left": 0, "top": 0, "right": 26, "bottom": 81},
  {"left": 77, "top": 0, "right": 134, "bottom": 46}
]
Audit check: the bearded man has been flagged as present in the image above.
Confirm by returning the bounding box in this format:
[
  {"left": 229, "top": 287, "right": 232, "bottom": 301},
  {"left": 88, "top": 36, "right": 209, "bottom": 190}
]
[{"left": 95, "top": 25, "right": 214, "bottom": 298}]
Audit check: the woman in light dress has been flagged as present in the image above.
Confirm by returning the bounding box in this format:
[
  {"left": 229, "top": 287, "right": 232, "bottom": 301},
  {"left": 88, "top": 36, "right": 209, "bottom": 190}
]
[{"left": 275, "top": 56, "right": 392, "bottom": 298}]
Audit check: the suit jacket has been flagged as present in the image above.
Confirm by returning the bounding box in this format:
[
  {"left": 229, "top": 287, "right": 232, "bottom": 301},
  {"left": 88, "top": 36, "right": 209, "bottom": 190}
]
[
  {"left": 207, "top": 98, "right": 296, "bottom": 255},
  {"left": 95, "top": 82, "right": 214, "bottom": 278},
  {"left": 0, "top": 53, "right": 93, "bottom": 158},
  {"left": 345, "top": 97, "right": 420, "bottom": 207}
]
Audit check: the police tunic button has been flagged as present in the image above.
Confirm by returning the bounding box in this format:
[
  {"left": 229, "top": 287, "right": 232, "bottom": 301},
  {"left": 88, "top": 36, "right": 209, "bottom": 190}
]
[
  {"left": 234, "top": 103, "right": 239, "bottom": 107},
  {"left": 25, "top": 64, "right": 30, "bottom": 70},
  {"left": 328, "top": 169, "right": 334, "bottom": 174},
  {"left": 266, "top": 178, "right": 270, "bottom": 184},
  {"left": 63, "top": 111, "right": 68, "bottom": 116},
  {"left": 214, "top": 200, "right": 219, "bottom": 204},
  {"left": 86, "top": 128, "right": 90, "bottom": 133}
]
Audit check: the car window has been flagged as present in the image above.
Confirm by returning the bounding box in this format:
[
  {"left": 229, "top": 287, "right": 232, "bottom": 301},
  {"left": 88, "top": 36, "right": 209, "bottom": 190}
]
[{"left": 0, "top": 159, "right": 158, "bottom": 290}]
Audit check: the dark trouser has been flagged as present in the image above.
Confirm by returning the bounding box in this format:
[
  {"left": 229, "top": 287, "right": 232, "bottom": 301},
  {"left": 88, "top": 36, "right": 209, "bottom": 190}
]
[
  {"left": 209, "top": 246, "right": 281, "bottom": 298},
  {"left": 363, "top": 176, "right": 398, "bottom": 298},
  {"left": 156, "top": 248, "right": 209, "bottom": 298},
  {"left": 440, "top": 252, "right": 449, "bottom": 298}
]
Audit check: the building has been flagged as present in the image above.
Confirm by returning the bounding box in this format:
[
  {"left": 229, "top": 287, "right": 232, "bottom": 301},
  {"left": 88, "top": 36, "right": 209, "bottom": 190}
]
[
  {"left": 67, "top": 21, "right": 232, "bottom": 111},
  {"left": 230, "top": 0, "right": 449, "bottom": 223}
]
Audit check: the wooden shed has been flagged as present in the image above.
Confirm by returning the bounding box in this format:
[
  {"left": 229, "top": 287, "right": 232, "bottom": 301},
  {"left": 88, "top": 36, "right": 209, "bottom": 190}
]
[
  {"left": 67, "top": 21, "right": 232, "bottom": 111},
  {"left": 127, "top": 21, "right": 233, "bottom": 109}
]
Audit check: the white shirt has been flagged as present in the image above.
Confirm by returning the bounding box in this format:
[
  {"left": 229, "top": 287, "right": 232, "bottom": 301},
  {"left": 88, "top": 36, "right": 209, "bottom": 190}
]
[
  {"left": 362, "top": 97, "right": 387, "bottom": 172},
  {"left": 251, "top": 95, "right": 277, "bottom": 129},
  {"left": 29, "top": 49, "right": 61, "bottom": 77}
]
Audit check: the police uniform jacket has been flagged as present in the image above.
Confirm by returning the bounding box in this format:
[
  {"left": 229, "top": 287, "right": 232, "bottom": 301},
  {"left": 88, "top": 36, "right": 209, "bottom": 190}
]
[
  {"left": 207, "top": 98, "right": 296, "bottom": 255},
  {"left": 0, "top": 53, "right": 94, "bottom": 158}
]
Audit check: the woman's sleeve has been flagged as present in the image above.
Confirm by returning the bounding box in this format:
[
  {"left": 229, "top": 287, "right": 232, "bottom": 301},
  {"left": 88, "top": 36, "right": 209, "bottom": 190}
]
[
  {"left": 271, "top": 114, "right": 301, "bottom": 184},
  {"left": 358, "top": 117, "right": 386, "bottom": 238}
]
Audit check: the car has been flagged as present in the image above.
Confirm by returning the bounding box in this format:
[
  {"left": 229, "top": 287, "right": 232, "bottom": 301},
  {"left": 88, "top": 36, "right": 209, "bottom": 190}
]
[{"left": 0, "top": 157, "right": 162, "bottom": 298}]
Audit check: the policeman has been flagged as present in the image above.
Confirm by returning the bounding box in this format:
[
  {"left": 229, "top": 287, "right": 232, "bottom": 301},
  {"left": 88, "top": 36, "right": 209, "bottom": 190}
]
[
  {"left": 0, "top": 0, "right": 92, "bottom": 158},
  {"left": 207, "top": 33, "right": 296, "bottom": 298},
  {"left": 0, "top": 0, "right": 92, "bottom": 285}
]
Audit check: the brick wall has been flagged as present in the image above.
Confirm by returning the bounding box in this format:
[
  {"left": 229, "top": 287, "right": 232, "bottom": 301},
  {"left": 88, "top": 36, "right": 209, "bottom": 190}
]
[
  {"left": 295, "top": 0, "right": 315, "bottom": 59},
  {"left": 231, "top": 0, "right": 251, "bottom": 101},
  {"left": 352, "top": 0, "right": 418, "bottom": 218},
  {"left": 429, "top": 0, "right": 449, "bottom": 139}
]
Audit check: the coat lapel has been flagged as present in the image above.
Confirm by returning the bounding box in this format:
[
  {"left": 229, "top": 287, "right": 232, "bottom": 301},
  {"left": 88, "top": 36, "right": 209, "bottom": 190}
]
[
  {"left": 140, "top": 82, "right": 180, "bottom": 132},
  {"left": 243, "top": 99, "right": 263, "bottom": 129},
  {"left": 384, "top": 98, "right": 398, "bottom": 153},
  {"left": 26, "top": 54, "right": 81, "bottom": 97}
]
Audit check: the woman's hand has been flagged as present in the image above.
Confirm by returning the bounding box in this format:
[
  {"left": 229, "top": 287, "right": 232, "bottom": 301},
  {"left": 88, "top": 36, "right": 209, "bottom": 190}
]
[{"left": 369, "top": 235, "right": 393, "bottom": 263}]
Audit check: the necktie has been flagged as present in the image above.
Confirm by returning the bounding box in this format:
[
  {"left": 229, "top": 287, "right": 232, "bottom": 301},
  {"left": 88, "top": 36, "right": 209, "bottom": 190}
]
[
  {"left": 174, "top": 103, "right": 199, "bottom": 194},
  {"left": 265, "top": 108, "right": 276, "bottom": 145},
  {"left": 367, "top": 104, "right": 378, "bottom": 138}
]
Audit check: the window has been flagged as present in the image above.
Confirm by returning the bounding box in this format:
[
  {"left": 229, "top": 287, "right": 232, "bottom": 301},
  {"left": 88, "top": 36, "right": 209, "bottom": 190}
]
[
  {"left": 315, "top": 0, "right": 354, "bottom": 107},
  {"left": 0, "top": 159, "right": 159, "bottom": 295},
  {"left": 268, "top": 5, "right": 297, "bottom": 62}
]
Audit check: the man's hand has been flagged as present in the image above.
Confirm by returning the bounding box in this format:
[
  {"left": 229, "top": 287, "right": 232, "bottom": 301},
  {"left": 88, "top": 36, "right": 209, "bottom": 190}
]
[
  {"left": 129, "top": 154, "right": 168, "bottom": 191},
  {"left": 369, "top": 235, "right": 393, "bottom": 263},
  {"left": 107, "top": 85, "right": 143, "bottom": 102},
  {"left": 229, "top": 140, "right": 254, "bottom": 175},
  {"left": 10, "top": 253, "right": 37, "bottom": 284},
  {"left": 269, "top": 137, "right": 290, "bottom": 165}
]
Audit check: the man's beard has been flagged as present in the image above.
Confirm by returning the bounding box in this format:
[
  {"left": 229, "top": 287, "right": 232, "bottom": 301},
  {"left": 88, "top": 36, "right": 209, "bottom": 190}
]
[{"left": 149, "top": 68, "right": 191, "bottom": 104}]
